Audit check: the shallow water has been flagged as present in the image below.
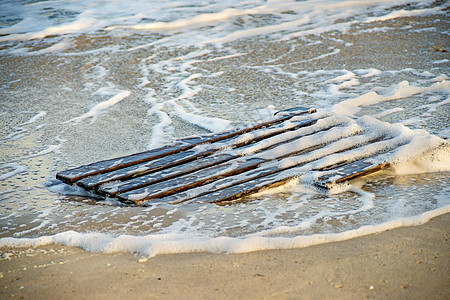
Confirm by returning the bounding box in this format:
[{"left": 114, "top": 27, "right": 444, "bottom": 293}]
[{"left": 0, "top": 0, "right": 449, "bottom": 255}]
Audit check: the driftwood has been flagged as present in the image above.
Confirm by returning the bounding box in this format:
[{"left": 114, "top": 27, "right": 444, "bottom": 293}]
[{"left": 57, "top": 108, "right": 393, "bottom": 205}]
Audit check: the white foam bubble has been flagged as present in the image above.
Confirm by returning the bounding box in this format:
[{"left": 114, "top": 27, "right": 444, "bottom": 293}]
[
  {"left": 111, "top": 8, "right": 258, "bottom": 32},
  {"left": 2, "top": 16, "right": 98, "bottom": 42},
  {"left": 167, "top": 101, "right": 232, "bottom": 133},
  {"left": 392, "top": 142, "right": 450, "bottom": 174},
  {"left": 145, "top": 102, "right": 174, "bottom": 150}
]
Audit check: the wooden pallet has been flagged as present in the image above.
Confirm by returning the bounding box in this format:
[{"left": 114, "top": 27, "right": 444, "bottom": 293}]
[{"left": 56, "top": 107, "right": 396, "bottom": 205}]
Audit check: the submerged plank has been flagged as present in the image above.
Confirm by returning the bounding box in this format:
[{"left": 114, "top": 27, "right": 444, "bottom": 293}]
[
  {"left": 77, "top": 117, "right": 320, "bottom": 191},
  {"left": 147, "top": 134, "right": 400, "bottom": 205},
  {"left": 314, "top": 161, "right": 391, "bottom": 189},
  {"left": 116, "top": 157, "right": 266, "bottom": 203},
  {"left": 115, "top": 119, "right": 362, "bottom": 204},
  {"left": 99, "top": 116, "right": 338, "bottom": 198},
  {"left": 56, "top": 108, "right": 424, "bottom": 206}
]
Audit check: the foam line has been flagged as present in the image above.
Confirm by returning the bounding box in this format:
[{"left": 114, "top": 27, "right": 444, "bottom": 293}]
[
  {"left": 22, "top": 111, "right": 47, "bottom": 125},
  {"left": 167, "top": 101, "right": 231, "bottom": 133},
  {"left": 0, "top": 17, "right": 97, "bottom": 42},
  {"left": 332, "top": 80, "right": 450, "bottom": 116},
  {"left": 0, "top": 206, "right": 448, "bottom": 257},
  {"left": 206, "top": 14, "right": 311, "bottom": 45},
  {"left": 67, "top": 91, "right": 131, "bottom": 124},
  {"left": 146, "top": 103, "right": 174, "bottom": 150},
  {"left": 364, "top": 6, "right": 446, "bottom": 23},
  {"left": 0, "top": 163, "right": 28, "bottom": 181}
]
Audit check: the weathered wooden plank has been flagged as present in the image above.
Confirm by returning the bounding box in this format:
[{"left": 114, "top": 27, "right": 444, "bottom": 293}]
[
  {"left": 113, "top": 119, "right": 361, "bottom": 204},
  {"left": 76, "top": 149, "right": 207, "bottom": 190},
  {"left": 56, "top": 144, "right": 187, "bottom": 184},
  {"left": 121, "top": 129, "right": 373, "bottom": 204},
  {"left": 139, "top": 134, "right": 399, "bottom": 205},
  {"left": 56, "top": 107, "right": 315, "bottom": 184},
  {"left": 55, "top": 107, "right": 425, "bottom": 206},
  {"left": 209, "top": 160, "right": 391, "bottom": 205},
  {"left": 76, "top": 117, "right": 320, "bottom": 191},
  {"left": 144, "top": 165, "right": 288, "bottom": 205},
  {"left": 98, "top": 116, "right": 337, "bottom": 198},
  {"left": 204, "top": 139, "right": 402, "bottom": 204},
  {"left": 314, "top": 160, "right": 391, "bottom": 189},
  {"left": 97, "top": 153, "right": 234, "bottom": 197},
  {"left": 194, "top": 168, "right": 293, "bottom": 205},
  {"left": 333, "top": 162, "right": 390, "bottom": 183},
  {"left": 116, "top": 157, "right": 266, "bottom": 203}
]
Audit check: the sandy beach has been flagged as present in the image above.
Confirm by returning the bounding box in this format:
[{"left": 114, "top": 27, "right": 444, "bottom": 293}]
[
  {"left": 1, "top": 1, "right": 449, "bottom": 300},
  {"left": 1, "top": 213, "right": 448, "bottom": 299}
]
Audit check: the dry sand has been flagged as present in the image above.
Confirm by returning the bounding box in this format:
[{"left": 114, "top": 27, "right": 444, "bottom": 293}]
[{"left": 0, "top": 213, "right": 448, "bottom": 300}]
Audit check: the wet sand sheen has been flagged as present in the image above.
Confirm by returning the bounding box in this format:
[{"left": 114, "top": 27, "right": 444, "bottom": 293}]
[{"left": 1, "top": 213, "right": 448, "bottom": 299}]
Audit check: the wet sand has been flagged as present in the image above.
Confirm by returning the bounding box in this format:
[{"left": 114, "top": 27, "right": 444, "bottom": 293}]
[{"left": 1, "top": 213, "right": 448, "bottom": 299}]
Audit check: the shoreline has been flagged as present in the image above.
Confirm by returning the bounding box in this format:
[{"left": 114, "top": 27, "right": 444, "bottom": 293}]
[
  {"left": 1, "top": 213, "right": 448, "bottom": 299},
  {"left": 0, "top": 4, "right": 449, "bottom": 299}
]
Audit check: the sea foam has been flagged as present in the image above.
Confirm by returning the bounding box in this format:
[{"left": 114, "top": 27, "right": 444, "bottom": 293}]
[{"left": 1, "top": 205, "right": 448, "bottom": 257}]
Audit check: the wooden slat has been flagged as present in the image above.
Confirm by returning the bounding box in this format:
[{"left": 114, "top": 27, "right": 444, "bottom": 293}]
[
  {"left": 204, "top": 139, "right": 401, "bottom": 204},
  {"left": 76, "top": 149, "right": 206, "bottom": 190},
  {"left": 56, "top": 108, "right": 315, "bottom": 184},
  {"left": 210, "top": 161, "right": 391, "bottom": 205},
  {"left": 192, "top": 169, "right": 292, "bottom": 205},
  {"left": 314, "top": 160, "right": 391, "bottom": 189}
]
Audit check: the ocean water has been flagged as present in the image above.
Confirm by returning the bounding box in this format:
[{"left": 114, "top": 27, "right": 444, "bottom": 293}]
[{"left": 0, "top": 0, "right": 449, "bottom": 256}]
